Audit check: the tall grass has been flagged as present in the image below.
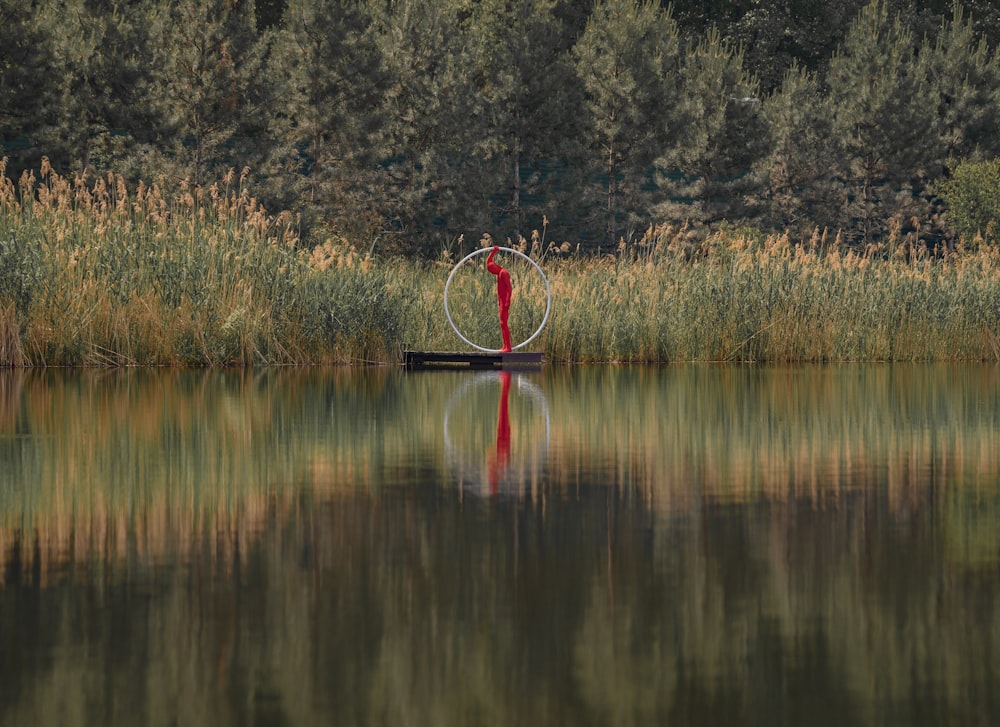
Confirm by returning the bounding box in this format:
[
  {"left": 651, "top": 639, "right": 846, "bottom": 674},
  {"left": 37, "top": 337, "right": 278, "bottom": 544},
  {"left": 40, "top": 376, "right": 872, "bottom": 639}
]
[
  {"left": 0, "top": 158, "right": 417, "bottom": 366},
  {"left": 405, "top": 225, "right": 1000, "bottom": 363},
  {"left": 3, "top": 158, "right": 1000, "bottom": 365},
  {"left": 535, "top": 225, "right": 1000, "bottom": 363}
]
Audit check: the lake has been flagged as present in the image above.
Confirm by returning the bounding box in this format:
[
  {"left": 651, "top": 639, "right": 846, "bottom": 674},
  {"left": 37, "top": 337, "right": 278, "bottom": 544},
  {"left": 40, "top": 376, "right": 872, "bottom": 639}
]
[{"left": 2, "top": 364, "right": 999, "bottom": 726}]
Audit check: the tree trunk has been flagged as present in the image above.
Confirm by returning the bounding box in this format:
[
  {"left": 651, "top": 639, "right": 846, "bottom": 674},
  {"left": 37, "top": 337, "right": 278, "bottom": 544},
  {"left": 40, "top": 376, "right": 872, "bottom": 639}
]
[{"left": 607, "top": 136, "right": 616, "bottom": 251}]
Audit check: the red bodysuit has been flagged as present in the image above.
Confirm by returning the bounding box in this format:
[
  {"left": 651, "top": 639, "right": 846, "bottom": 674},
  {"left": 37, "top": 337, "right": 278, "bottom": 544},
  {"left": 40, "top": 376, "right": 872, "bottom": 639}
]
[{"left": 486, "top": 246, "right": 512, "bottom": 352}]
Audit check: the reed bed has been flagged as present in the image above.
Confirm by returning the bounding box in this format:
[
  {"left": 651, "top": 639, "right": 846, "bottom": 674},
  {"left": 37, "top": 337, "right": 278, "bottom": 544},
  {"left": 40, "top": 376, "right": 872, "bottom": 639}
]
[
  {"left": 533, "top": 225, "right": 1000, "bottom": 363},
  {"left": 0, "top": 158, "right": 417, "bottom": 366},
  {"left": 411, "top": 225, "right": 1000, "bottom": 363},
  {"left": 2, "top": 159, "right": 1000, "bottom": 365}
]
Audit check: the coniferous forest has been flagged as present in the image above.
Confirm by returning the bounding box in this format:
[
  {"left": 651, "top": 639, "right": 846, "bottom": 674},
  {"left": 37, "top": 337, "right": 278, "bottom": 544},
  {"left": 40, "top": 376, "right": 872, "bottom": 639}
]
[{"left": 4, "top": 0, "right": 1000, "bottom": 255}]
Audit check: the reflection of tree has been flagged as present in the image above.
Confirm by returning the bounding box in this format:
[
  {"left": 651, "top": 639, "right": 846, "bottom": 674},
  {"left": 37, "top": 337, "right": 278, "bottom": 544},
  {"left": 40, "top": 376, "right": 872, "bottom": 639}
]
[
  {"left": 5, "top": 486, "right": 1000, "bottom": 725},
  {"left": 3, "top": 365, "right": 1000, "bottom": 724}
]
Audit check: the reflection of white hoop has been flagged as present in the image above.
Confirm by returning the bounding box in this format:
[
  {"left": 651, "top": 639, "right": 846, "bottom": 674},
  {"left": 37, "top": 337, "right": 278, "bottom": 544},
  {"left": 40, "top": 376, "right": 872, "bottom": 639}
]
[
  {"left": 444, "top": 246, "right": 552, "bottom": 353},
  {"left": 442, "top": 371, "right": 551, "bottom": 491}
]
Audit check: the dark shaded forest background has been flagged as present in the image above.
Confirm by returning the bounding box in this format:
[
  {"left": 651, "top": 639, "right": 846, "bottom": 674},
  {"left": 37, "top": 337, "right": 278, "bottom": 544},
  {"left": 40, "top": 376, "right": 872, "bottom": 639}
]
[{"left": 3, "top": 0, "right": 1000, "bottom": 255}]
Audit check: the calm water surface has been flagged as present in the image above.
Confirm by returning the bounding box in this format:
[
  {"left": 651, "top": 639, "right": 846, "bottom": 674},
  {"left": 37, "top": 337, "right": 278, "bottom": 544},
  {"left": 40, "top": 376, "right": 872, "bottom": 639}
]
[{"left": 2, "top": 365, "right": 1000, "bottom": 726}]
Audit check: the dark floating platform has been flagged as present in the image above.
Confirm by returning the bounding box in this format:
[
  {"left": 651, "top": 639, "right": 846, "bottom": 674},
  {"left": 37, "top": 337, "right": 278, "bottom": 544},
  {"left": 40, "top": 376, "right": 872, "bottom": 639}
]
[{"left": 404, "top": 350, "right": 544, "bottom": 370}]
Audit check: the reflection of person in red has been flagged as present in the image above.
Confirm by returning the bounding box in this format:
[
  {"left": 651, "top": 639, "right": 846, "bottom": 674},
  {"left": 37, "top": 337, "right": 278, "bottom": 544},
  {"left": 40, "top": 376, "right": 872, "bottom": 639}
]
[
  {"left": 488, "top": 370, "right": 512, "bottom": 494},
  {"left": 486, "top": 246, "right": 513, "bottom": 352}
]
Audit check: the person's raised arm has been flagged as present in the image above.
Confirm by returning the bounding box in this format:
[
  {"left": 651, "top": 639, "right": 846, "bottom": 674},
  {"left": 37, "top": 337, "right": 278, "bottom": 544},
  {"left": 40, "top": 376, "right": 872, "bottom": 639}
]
[{"left": 486, "top": 246, "right": 501, "bottom": 275}]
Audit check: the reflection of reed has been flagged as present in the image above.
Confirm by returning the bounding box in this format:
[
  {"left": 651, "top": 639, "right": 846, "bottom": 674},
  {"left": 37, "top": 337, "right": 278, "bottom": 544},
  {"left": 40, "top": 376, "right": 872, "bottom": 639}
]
[
  {"left": 0, "top": 367, "right": 24, "bottom": 431},
  {"left": 0, "top": 367, "right": 393, "bottom": 585},
  {"left": 2, "top": 365, "right": 1000, "bottom": 581},
  {"left": 542, "top": 365, "right": 1000, "bottom": 512}
]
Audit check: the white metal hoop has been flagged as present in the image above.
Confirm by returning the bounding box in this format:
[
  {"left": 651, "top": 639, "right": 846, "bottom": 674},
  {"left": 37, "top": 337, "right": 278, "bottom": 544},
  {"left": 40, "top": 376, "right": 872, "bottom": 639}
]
[{"left": 443, "top": 246, "right": 552, "bottom": 353}]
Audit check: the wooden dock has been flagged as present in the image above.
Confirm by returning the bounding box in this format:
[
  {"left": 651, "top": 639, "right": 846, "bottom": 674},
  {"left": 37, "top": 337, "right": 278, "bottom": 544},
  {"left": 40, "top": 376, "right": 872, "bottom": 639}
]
[{"left": 404, "top": 350, "right": 543, "bottom": 370}]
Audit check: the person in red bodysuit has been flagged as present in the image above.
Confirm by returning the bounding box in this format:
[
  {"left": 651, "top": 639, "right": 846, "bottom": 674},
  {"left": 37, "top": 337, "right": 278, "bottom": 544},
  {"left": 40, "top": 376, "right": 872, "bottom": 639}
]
[{"left": 486, "top": 246, "right": 512, "bottom": 352}]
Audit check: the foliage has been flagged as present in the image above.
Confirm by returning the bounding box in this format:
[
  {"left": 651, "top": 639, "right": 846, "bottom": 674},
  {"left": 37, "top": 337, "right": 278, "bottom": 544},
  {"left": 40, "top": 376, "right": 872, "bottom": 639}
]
[
  {"left": 920, "top": 3, "right": 1000, "bottom": 166},
  {"left": 573, "top": 0, "right": 683, "bottom": 249},
  {"left": 455, "top": 0, "right": 583, "bottom": 242},
  {"left": 264, "top": 0, "right": 385, "bottom": 240},
  {"left": 826, "top": 0, "right": 936, "bottom": 245},
  {"left": 758, "top": 64, "right": 840, "bottom": 234},
  {"left": 142, "top": 0, "right": 269, "bottom": 187},
  {"left": 29, "top": 0, "right": 150, "bottom": 174},
  {"left": 935, "top": 158, "right": 1000, "bottom": 245},
  {"left": 0, "top": 0, "right": 49, "bottom": 169},
  {"left": 656, "top": 26, "right": 767, "bottom": 227},
  {"left": 364, "top": 0, "right": 475, "bottom": 253},
  {"left": 719, "top": 0, "right": 869, "bottom": 92},
  {"left": 3, "top": 0, "right": 1000, "bottom": 252}
]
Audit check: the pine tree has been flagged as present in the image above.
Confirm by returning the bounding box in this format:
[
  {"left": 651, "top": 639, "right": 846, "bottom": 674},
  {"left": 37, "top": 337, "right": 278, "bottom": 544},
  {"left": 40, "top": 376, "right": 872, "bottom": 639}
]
[
  {"left": 0, "top": 0, "right": 50, "bottom": 175},
  {"left": 24, "top": 0, "right": 152, "bottom": 176},
  {"left": 143, "top": 0, "right": 268, "bottom": 187},
  {"left": 960, "top": 0, "right": 1000, "bottom": 48},
  {"left": 452, "top": 0, "right": 584, "bottom": 245},
  {"left": 658, "top": 27, "right": 767, "bottom": 227},
  {"left": 826, "top": 0, "right": 935, "bottom": 244},
  {"left": 366, "top": 0, "right": 480, "bottom": 252},
  {"left": 724, "top": 0, "right": 868, "bottom": 93},
  {"left": 265, "top": 0, "right": 384, "bottom": 239},
  {"left": 573, "top": 0, "right": 683, "bottom": 248},
  {"left": 758, "top": 64, "right": 841, "bottom": 234},
  {"left": 920, "top": 4, "right": 1000, "bottom": 169}
]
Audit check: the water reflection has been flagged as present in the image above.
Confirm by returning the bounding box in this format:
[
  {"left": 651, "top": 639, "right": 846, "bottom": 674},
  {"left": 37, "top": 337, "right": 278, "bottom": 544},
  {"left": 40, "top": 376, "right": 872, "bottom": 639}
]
[
  {"left": 442, "top": 370, "right": 550, "bottom": 497},
  {"left": 493, "top": 370, "right": 511, "bottom": 493},
  {"left": 1, "top": 365, "right": 1000, "bottom": 726}
]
